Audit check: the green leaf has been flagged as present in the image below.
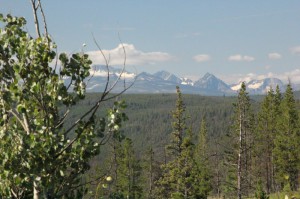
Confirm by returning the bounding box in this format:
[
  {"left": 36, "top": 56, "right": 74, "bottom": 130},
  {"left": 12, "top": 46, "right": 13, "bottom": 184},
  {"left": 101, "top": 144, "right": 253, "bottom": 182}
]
[{"left": 17, "top": 104, "right": 26, "bottom": 113}]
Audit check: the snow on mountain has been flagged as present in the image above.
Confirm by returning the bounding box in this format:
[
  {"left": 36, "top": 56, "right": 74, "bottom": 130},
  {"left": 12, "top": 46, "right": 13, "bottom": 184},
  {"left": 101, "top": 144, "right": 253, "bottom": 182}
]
[
  {"left": 231, "top": 78, "right": 284, "bottom": 94},
  {"left": 231, "top": 83, "right": 242, "bottom": 91},
  {"left": 180, "top": 77, "right": 194, "bottom": 86},
  {"left": 63, "top": 65, "right": 297, "bottom": 95},
  {"left": 248, "top": 78, "right": 284, "bottom": 93},
  {"left": 248, "top": 80, "right": 263, "bottom": 89}
]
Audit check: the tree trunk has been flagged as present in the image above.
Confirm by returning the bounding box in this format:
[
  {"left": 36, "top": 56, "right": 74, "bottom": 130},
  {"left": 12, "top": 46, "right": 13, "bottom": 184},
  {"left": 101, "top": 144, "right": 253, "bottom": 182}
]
[{"left": 33, "top": 181, "right": 39, "bottom": 199}]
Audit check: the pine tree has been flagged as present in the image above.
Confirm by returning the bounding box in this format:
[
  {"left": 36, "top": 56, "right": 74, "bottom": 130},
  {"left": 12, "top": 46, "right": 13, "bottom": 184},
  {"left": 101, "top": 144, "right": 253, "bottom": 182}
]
[
  {"left": 155, "top": 129, "right": 207, "bottom": 199},
  {"left": 255, "top": 87, "right": 280, "bottom": 193},
  {"left": 118, "top": 138, "right": 142, "bottom": 199},
  {"left": 154, "top": 86, "right": 187, "bottom": 198},
  {"left": 154, "top": 86, "right": 204, "bottom": 198},
  {"left": 226, "top": 82, "right": 254, "bottom": 199},
  {"left": 168, "top": 86, "right": 187, "bottom": 158},
  {"left": 104, "top": 137, "right": 142, "bottom": 199},
  {"left": 142, "top": 147, "right": 161, "bottom": 199},
  {"left": 195, "top": 117, "right": 212, "bottom": 198},
  {"left": 273, "top": 84, "right": 300, "bottom": 191}
]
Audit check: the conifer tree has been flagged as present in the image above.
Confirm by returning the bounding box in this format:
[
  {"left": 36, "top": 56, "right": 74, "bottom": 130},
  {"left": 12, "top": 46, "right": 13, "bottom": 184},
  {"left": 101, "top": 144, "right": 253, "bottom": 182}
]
[
  {"left": 101, "top": 137, "right": 142, "bottom": 199},
  {"left": 154, "top": 86, "right": 204, "bottom": 198},
  {"left": 155, "top": 129, "right": 206, "bottom": 199},
  {"left": 195, "top": 118, "right": 212, "bottom": 198},
  {"left": 142, "top": 147, "right": 161, "bottom": 199},
  {"left": 154, "top": 86, "right": 187, "bottom": 198},
  {"left": 273, "top": 84, "right": 300, "bottom": 191},
  {"left": 255, "top": 88, "right": 276, "bottom": 193},
  {"left": 168, "top": 86, "right": 187, "bottom": 158},
  {"left": 118, "top": 138, "right": 142, "bottom": 199},
  {"left": 227, "top": 82, "right": 254, "bottom": 199}
]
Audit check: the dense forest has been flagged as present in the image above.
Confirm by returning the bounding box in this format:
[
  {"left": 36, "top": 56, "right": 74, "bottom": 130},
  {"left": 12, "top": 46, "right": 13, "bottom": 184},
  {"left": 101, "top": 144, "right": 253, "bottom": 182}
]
[{"left": 67, "top": 86, "right": 300, "bottom": 198}]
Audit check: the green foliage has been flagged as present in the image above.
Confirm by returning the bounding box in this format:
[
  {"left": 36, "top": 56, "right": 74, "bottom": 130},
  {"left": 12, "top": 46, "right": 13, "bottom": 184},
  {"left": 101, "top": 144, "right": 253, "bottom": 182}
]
[
  {"left": 154, "top": 87, "right": 212, "bottom": 199},
  {"left": 254, "top": 86, "right": 282, "bottom": 194},
  {"left": 255, "top": 180, "right": 269, "bottom": 199},
  {"left": 0, "top": 14, "right": 127, "bottom": 198},
  {"left": 195, "top": 118, "right": 212, "bottom": 198},
  {"left": 29, "top": 87, "right": 298, "bottom": 198},
  {"left": 224, "top": 82, "right": 255, "bottom": 198},
  {"left": 167, "top": 86, "right": 188, "bottom": 158},
  {"left": 96, "top": 137, "right": 142, "bottom": 199},
  {"left": 273, "top": 84, "right": 300, "bottom": 191}
]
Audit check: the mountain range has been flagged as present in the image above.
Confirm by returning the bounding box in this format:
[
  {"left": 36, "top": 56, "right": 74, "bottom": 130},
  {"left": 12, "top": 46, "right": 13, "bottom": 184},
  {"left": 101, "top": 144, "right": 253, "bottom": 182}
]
[{"left": 76, "top": 65, "right": 298, "bottom": 95}]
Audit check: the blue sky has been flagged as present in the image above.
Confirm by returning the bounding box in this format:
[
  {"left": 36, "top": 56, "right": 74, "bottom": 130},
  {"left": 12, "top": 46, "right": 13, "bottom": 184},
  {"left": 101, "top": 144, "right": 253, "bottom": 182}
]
[{"left": 1, "top": 1, "right": 300, "bottom": 84}]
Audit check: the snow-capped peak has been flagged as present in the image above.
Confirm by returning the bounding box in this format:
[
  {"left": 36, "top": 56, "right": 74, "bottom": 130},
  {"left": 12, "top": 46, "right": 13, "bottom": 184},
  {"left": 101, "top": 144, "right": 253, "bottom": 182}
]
[
  {"left": 180, "top": 77, "right": 194, "bottom": 86},
  {"left": 231, "top": 78, "right": 284, "bottom": 93}
]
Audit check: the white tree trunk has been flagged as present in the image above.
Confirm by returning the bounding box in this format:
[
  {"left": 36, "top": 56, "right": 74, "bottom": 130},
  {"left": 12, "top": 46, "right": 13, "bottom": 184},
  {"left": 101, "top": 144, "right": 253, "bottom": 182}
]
[{"left": 33, "top": 180, "right": 39, "bottom": 199}]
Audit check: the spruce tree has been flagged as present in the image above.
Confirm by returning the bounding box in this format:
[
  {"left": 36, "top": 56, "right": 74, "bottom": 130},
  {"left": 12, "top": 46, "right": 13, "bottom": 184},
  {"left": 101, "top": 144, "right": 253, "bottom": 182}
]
[
  {"left": 226, "top": 82, "right": 254, "bottom": 199},
  {"left": 255, "top": 88, "right": 280, "bottom": 193},
  {"left": 142, "top": 147, "right": 161, "bottom": 199},
  {"left": 195, "top": 118, "right": 212, "bottom": 198},
  {"left": 273, "top": 84, "right": 300, "bottom": 191},
  {"left": 118, "top": 138, "right": 142, "bottom": 199},
  {"left": 102, "top": 137, "right": 142, "bottom": 199},
  {"left": 168, "top": 86, "right": 187, "bottom": 158},
  {"left": 154, "top": 86, "right": 204, "bottom": 198}
]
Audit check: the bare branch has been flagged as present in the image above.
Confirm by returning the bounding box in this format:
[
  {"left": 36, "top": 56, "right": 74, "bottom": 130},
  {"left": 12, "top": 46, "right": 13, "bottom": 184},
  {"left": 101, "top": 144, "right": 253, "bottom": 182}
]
[
  {"left": 92, "top": 34, "right": 110, "bottom": 96},
  {"left": 68, "top": 163, "right": 113, "bottom": 191},
  {"left": 9, "top": 110, "right": 27, "bottom": 132},
  {"left": 22, "top": 112, "right": 31, "bottom": 135},
  {"left": 99, "top": 130, "right": 114, "bottom": 146},
  {"left": 55, "top": 109, "right": 70, "bottom": 129},
  {"left": 37, "top": 0, "right": 49, "bottom": 45},
  {"left": 102, "top": 35, "right": 127, "bottom": 94},
  {"left": 55, "top": 34, "right": 135, "bottom": 160},
  {"left": 30, "top": 0, "right": 41, "bottom": 38}
]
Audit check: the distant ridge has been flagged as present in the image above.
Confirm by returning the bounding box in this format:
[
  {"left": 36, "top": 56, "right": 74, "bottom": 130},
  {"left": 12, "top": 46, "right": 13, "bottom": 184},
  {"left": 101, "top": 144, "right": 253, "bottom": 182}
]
[{"left": 64, "top": 65, "right": 297, "bottom": 95}]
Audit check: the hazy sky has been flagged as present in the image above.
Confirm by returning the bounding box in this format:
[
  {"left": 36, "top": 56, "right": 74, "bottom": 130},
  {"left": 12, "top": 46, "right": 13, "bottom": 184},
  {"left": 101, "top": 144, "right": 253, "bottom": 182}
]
[{"left": 1, "top": 1, "right": 300, "bottom": 84}]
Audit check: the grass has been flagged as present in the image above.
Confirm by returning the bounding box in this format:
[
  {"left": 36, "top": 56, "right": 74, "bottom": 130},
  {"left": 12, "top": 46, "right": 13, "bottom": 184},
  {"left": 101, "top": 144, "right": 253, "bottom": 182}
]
[
  {"left": 208, "top": 190, "right": 300, "bottom": 199},
  {"left": 269, "top": 191, "right": 300, "bottom": 199}
]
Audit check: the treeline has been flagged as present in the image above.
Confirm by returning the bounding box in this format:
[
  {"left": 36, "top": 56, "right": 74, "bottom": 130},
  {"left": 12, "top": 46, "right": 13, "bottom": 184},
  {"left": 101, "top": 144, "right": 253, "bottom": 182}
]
[
  {"left": 78, "top": 84, "right": 300, "bottom": 198},
  {"left": 76, "top": 93, "right": 238, "bottom": 160}
]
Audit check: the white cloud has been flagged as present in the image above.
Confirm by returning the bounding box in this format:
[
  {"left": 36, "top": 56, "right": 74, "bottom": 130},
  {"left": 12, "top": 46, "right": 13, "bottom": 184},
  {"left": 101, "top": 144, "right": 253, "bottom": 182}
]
[
  {"left": 87, "top": 44, "right": 173, "bottom": 66},
  {"left": 228, "top": 54, "right": 255, "bottom": 62},
  {"left": 268, "top": 52, "right": 282, "bottom": 60},
  {"left": 193, "top": 54, "right": 211, "bottom": 62},
  {"left": 291, "top": 46, "right": 300, "bottom": 55},
  {"left": 283, "top": 69, "right": 300, "bottom": 83}
]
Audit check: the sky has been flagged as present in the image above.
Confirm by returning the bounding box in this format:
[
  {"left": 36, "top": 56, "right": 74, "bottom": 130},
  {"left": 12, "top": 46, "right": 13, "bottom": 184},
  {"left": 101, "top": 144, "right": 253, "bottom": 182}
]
[{"left": 1, "top": 1, "right": 300, "bottom": 84}]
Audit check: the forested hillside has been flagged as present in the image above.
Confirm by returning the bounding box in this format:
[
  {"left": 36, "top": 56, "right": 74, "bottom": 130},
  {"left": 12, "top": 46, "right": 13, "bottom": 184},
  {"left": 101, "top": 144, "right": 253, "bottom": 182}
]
[
  {"left": 70, "top": 89, "right": 300, "bottom": 198},
  {"left": 72, "top": 92, "right": 237, "bottom": 158}
]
